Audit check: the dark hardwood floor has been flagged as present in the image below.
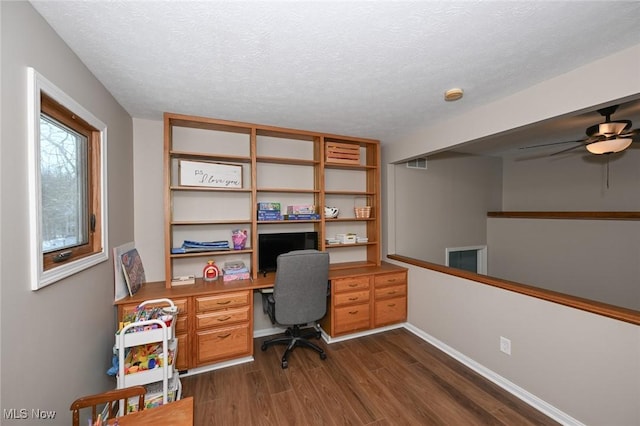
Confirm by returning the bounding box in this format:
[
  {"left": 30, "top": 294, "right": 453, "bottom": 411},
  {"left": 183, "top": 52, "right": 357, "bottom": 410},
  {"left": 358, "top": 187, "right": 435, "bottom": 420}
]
[{"left": 181, "top": 328, "right": 559, "bottom": 425}]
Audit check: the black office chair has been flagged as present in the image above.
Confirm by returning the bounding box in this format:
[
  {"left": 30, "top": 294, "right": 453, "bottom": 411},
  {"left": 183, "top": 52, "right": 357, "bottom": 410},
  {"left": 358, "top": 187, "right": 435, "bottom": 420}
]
[{"left": 261, "top": 249, "right": 330, "bottom": 369}]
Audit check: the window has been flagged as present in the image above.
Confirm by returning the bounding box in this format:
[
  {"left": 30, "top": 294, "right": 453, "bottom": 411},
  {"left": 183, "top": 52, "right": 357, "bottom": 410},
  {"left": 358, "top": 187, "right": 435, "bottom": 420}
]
[
  {"left": 446, "top": 245, "right": 487, "bottom": 274},
  {"left": 28, "top": 68, "right": 108, "bottom": 290}
]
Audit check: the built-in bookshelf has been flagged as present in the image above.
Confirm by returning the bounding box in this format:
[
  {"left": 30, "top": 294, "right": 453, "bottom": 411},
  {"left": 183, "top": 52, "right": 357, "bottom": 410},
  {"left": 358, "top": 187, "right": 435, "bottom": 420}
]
[{"left": 163, "top": 113, "right": 381, "bottom": 288}]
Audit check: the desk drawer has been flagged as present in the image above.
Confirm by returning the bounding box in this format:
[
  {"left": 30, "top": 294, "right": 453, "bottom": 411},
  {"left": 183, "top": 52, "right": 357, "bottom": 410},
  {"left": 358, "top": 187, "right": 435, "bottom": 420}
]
[
  {"left": 334, "top": 290, "right": 370, "bottom": 307},
  {"left": 195, "top": 291, "right": 250, "bottom": 313},
  {"left": 374, "top": 296, "right": 407, "bottom": 327},
  {"left": 195, "top": 323, "right": 251, "bottom": 365},
  {"left": 333, "top": 276, "right": 370, "bottom": 293},
  {"left": 374, "top": 272, "right": 406, "bottom": 287},
  {"left": 196, "top": 306, "right": 250, "bottom": 329},
  {"left": 334, "top": 303, "right": 370, "bottom": 335},
  {"left": 374, "top": 284, "right": 406, "bottom": 300}
]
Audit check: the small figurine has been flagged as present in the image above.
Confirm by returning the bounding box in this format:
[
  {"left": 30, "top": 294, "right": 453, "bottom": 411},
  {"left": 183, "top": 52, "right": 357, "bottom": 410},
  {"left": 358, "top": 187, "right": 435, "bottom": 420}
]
[{"left": 203, "top": 260, "right": 220, "bottom": 281}]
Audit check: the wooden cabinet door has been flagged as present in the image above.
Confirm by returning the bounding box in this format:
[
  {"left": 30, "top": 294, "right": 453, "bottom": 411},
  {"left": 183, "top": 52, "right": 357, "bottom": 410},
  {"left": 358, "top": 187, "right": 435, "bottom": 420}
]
[
  {"left": 195, "top": 323, "right": 252, "bottom": 366},
  {"left": 374, "top": 297, "right": 407, "bottom": 327}
]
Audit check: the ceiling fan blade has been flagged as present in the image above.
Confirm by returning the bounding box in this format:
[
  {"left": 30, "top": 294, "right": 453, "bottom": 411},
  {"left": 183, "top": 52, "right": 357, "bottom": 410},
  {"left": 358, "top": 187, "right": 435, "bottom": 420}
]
[
  {"left": 549, "top": 143, "right": 585, "bottom": 156},
  {"left": 619, "top": 128, "right": 640, "bottom": 138},
  {"left": 518, "top": 139, "right": 585, "bottom": 150}
]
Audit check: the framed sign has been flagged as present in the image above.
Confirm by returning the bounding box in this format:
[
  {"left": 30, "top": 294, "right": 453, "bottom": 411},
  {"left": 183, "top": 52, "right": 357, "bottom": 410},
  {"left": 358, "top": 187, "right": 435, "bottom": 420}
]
[{"left": 179, "top": 160, "right": 242, "bottom": 188}]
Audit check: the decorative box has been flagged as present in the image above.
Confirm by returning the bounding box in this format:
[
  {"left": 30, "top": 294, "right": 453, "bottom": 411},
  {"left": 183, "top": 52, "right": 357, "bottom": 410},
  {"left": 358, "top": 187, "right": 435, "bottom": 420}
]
[
  {"left": 257, "top": 202, "right": 281, "bottom": 212},
  {"left": 223, "top": 272, "right": 251, "bottom": 282},
  {"left": 286, "top": 205, "right": 316, "bottom": 214}
]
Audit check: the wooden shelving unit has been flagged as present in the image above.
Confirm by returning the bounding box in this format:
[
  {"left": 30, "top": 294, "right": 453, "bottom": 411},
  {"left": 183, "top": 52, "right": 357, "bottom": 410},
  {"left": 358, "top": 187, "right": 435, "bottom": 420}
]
[{"left": 164, "top": 112, "right": 381, "bottom": 288}]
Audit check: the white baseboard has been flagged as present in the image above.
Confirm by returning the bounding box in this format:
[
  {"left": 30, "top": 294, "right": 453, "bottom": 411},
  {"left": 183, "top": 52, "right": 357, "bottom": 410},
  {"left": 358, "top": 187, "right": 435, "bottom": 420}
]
[
  {"left": 320, "top": 323, "right": 404, "bottom": 343},
  {"left": 178, "top": 356, "right": 254, "bottom": 377},
  {"left": 403, "top": 323, "right": 584, "bottom": 426}
]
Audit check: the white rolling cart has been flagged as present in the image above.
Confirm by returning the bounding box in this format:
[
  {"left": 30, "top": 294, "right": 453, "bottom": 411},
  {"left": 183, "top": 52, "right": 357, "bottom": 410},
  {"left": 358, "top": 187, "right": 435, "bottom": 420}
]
[{"left": 115, "top": 298, "right": 181, "bottom": 415}]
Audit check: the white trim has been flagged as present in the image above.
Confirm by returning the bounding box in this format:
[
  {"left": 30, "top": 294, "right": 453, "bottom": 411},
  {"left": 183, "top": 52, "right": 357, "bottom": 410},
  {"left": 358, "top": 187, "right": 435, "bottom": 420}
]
[
  {"left": 402, "top": 323, "right": 585, "bottom": 426},
  {"left": 178, "top": 356, "right": 254, "bottom": 378},
  {"left": 27, "top": 67, "right": 109, "bottom": 290},
  {"left": 321, "top": 323, "right": 404, "bottom": 344}
]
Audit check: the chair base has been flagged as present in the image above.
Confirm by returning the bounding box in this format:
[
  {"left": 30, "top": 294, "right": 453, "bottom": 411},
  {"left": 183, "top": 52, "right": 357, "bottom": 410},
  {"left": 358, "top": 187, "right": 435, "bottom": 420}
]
[{"left": 261, "top": 324, "right": 327, "bottom": 369}]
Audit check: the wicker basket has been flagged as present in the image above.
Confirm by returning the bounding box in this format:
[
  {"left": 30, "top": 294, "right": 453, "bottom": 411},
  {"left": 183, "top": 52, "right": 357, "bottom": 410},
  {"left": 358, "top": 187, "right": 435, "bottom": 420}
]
[
  {"left": 354, "top": 206, "right": 371, "bottom": 219},
  {"left": 354, "top": 197, "right": 371, "bottom": 219}
]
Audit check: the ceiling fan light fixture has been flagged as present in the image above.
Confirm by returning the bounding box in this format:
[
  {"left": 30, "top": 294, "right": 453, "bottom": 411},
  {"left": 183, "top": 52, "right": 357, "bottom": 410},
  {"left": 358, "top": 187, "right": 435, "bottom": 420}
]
[
  {"left": 598, "top": 121, "right": 629, "bottom": 136},
  {"left": 585, "top": 137, "right": 632, "bottom": 155}
]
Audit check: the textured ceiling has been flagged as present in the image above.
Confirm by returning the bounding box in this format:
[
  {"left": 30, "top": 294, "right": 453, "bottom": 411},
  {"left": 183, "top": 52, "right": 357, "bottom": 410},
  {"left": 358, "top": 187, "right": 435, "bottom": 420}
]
[{"left": 30, "top": 1, "right": 640, "bottom": 153}]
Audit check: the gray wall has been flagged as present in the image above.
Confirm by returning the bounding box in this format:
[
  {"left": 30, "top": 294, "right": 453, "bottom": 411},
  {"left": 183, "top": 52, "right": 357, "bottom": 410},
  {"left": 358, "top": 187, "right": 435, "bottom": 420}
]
[
  {"left": 394, "top": 152, "right": 502, "bottom": 263},
  {"left": 385, "top": 44, "right": 640, "bottom": 425},
  {"left": 487, "top": 218, "right": 640, "bottom": 310},
  {"left": 488, "top": 148, "right": 640, "bottom": 310},
  {"left": 501, "top": 147, "right": 640, "bottom": 211},
  {"left": 1, "top": 2, "right": 133, "bottom": 423}
]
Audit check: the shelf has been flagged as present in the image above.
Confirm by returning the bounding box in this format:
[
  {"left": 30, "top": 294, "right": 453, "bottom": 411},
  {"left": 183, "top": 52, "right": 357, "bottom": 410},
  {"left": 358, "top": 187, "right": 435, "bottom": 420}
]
[
  {"left": 325, "top": 242, "right": 376, "bottom": 249},
  {"left": 257, "top": 220, "right": 321, "bottom": 224},
  {"left": 325, "top": 217, "right": 375, "bottom": 222},
  {"left": 256, "top": 156, "right": 319, "bottom": 166},
  {"left": 324, "top": 190, "right": 375, "bottom": 196},
  {"left": 257, "top": 188, "right": 320, "bottom": 194},
  {"left": 170, "top": 249, "right": 252, "bottom": 259},
  {"left": 325, "top": 163, "right": 377, "bottom": 171},
  {"left": 169, "top": 150, "right": 251, "bottom": 163},
  {"left": 170, "top": 186, "right": 252, "bottom": 192},
  {"left": 171, "top": 220, "right": 252, "bottom": 226}
]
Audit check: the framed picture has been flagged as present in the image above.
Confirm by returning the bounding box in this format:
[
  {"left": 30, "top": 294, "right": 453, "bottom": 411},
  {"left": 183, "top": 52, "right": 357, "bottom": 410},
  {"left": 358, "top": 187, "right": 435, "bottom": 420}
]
[{"left": 179, "top": 160, "right": 242, "bottom": 188}]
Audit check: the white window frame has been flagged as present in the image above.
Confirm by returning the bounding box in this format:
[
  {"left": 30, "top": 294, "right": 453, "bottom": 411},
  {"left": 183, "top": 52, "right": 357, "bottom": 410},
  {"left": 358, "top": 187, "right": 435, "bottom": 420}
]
[
  {"left": 445, "top": 245, "right": 487, "bottom": 275},
  {"left": 27, "top": 68, "right": 109, "bottom": 290}
]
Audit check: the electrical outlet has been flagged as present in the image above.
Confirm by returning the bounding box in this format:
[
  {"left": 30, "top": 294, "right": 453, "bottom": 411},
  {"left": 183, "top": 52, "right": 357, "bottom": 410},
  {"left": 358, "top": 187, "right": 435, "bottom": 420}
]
[{"left": 500, "top": 336, "right": 511, "bottom": 355}]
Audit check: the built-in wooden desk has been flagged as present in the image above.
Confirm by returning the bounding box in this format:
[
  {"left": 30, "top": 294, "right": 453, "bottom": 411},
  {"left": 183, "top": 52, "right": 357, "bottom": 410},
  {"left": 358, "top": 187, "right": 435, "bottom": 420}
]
[
  {"left": 107, "top": 397, "right": 193, "bottom": 425},
  {"left": 114, "top": 262, "right": 407, "bottom": 371}
]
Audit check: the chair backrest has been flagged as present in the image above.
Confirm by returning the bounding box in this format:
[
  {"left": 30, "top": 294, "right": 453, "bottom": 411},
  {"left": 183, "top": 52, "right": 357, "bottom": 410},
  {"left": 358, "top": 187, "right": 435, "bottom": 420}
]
[
  {"left": 70, "top": 385, "right": 146, "bottom": 426},
  {"left": 273, "top": 249, "right": 330, "bottom": 325}
]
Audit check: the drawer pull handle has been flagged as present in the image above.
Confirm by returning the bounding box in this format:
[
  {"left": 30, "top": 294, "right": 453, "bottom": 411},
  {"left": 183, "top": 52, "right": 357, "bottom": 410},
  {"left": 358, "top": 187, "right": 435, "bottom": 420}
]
[
  {"left": 387, "top": 279, "right": 397, "bottom": 283},
  {"left": 218, "top": 333, "right": 231, "bottom": 339},
  {"left": 348, "top": 297, "right": 359, "bottom": 301},
  {"left": 388, "top": 303, "right": 396, "bottom": 307},
  {"left": 348, "top": 283, "right": 358, "bottom": 287},
  {"left": 387, "top": 291, "right": 397, "bottom": 295},
  {"left": 349, "top": 310, "right": 359, "bottom": 315},
  {"left": 216, "top": 300, "right": 232, "bottom": 305},
  {"left": 217, "top": 316, "right": 231, "bottom": 322}
]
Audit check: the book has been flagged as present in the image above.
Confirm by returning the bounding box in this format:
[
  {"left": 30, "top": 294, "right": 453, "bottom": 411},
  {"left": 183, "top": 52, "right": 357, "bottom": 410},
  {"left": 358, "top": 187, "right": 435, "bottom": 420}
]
[
  {"left": 182, "top": 240, "right": 229, "bottom": 248},
  {"left": 171, "top": 275, "right": 195, "bottom": 286},
  {"left": 171, "top": 246, "right": 229, "bottom": 254},
  {"left": 284, "top": 213, "right": 320, "bottom": 220},
  {"left": 121, "top": 248, "right": 146, "bottom": 296}
]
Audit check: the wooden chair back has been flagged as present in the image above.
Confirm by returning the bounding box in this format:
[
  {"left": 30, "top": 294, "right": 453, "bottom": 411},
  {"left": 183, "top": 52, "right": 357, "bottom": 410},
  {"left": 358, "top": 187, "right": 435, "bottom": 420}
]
[{"left": 70, "top": 385, "right": 146, "bottom": 426}]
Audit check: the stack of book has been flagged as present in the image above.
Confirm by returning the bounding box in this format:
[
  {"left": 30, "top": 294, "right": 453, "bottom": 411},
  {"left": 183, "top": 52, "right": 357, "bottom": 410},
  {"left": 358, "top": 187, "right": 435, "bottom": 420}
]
[
  {"left": 257, "top": 202, "right": 283, "bottom": 221},
  {"left": 171, "top": 240, "right": 230, "bottom": 254},
  {"left": 285, "top": 204, "right": 319, "bottom": 220},
  {"left": 222, "top": 260, "right": 250, "bottom": 282}
]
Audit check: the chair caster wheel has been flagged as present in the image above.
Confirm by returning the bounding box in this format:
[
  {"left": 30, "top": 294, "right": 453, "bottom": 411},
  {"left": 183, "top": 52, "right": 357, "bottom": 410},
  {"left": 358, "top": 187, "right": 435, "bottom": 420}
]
[
  {"left": 281, "top": 360, "right": 288, "bottom": 369},
  {"left": 315, "top": 331, "right": 321, "bottom": 339},
  {"left": 261, "top": 343, "right": 267, "bottom": 351},
  {"left": 320, "top": 352, "right": 327, "bottom": 360}
]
